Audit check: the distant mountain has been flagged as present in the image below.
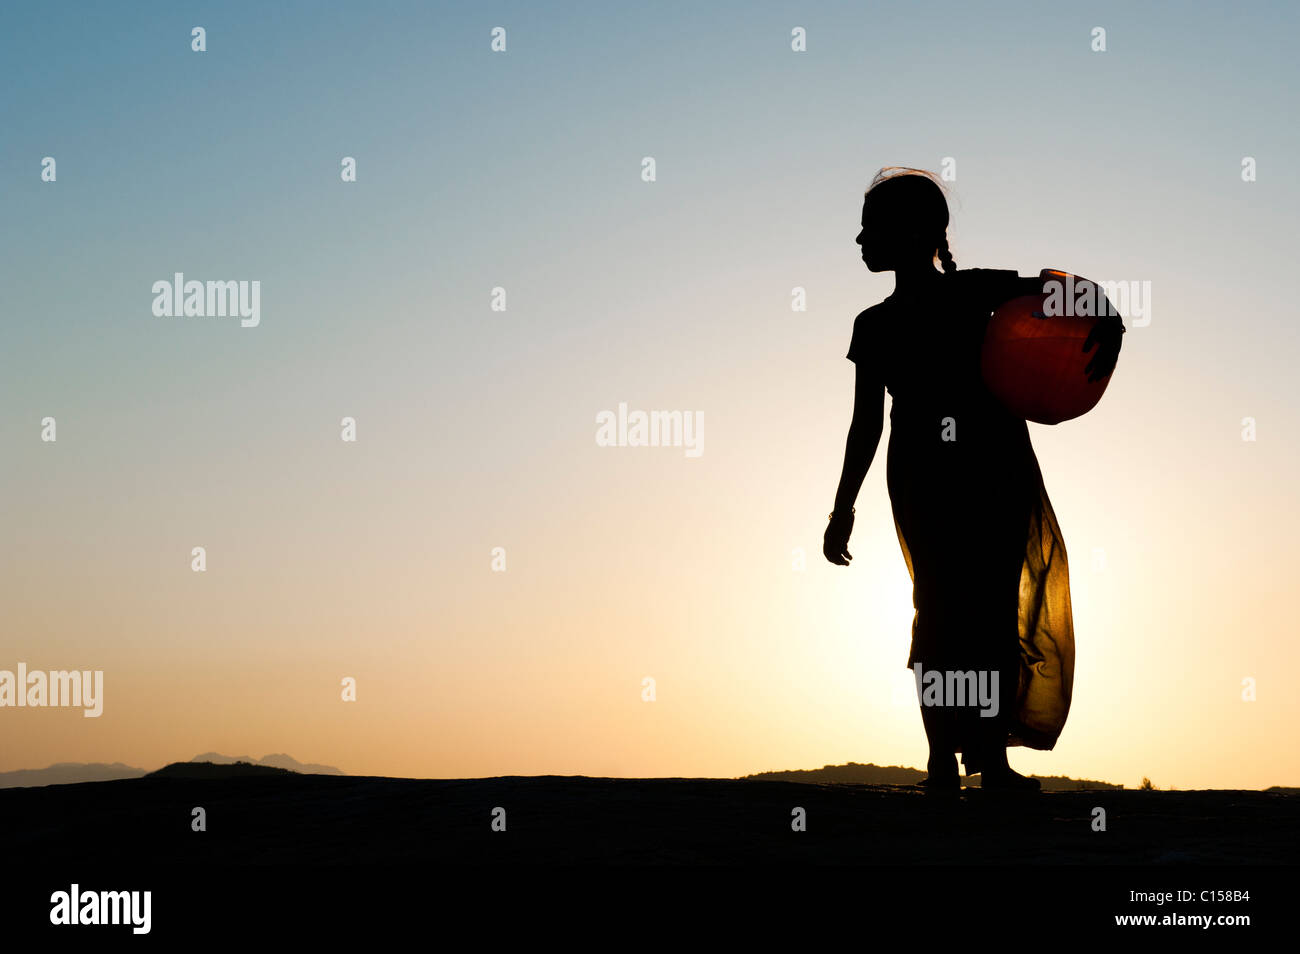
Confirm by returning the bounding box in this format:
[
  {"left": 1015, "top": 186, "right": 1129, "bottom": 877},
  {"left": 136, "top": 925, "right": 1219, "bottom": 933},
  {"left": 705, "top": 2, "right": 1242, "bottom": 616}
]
[
  {"left": 0, "top": 762, "right": 150, "bottom": 789},
  {"left": 191, "top": 753, "right": 345, "bottom": 776},
  {"left": 744, "top": 762, "right": 928, "bottom": 786},
  {"left": 0, "top": 753, "right": 344, "bottom": 789},
  {"left": 1027, "top": 774, "right": 1125, "bottom": 792},
  {"left": 150, "top": 761, "right": 297, "bottom": 779},
  {"left": 742, "top": 761, "right": 1124, "bottom": 791}
]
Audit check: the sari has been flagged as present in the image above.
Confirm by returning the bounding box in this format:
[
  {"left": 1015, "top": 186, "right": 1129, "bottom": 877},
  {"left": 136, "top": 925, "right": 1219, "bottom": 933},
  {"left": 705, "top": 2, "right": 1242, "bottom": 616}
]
[{"left": 847, "top": 269, "right": 1074, "bottom": 768}]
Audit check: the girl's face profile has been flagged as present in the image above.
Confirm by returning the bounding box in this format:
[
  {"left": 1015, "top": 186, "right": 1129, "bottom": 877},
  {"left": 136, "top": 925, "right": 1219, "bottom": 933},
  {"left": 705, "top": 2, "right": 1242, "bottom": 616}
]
[
  {"left": 857, "top": 192, "right": 909, "bottom": 270},
  {"left": 857, "top": 196, "right": 895, "bottom": 273}
]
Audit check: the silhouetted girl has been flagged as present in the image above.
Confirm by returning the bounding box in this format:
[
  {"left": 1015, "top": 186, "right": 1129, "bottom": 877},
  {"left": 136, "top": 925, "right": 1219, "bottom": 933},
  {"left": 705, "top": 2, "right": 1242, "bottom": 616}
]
[{"left": 824, "top": 168, "right": 1121, "bottom": 791}]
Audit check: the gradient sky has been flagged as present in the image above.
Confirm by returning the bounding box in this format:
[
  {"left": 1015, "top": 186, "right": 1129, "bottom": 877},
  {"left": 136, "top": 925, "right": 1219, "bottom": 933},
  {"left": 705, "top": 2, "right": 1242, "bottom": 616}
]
[{"left": 2, "top": 1, "right": 1298, "bottom": 790}]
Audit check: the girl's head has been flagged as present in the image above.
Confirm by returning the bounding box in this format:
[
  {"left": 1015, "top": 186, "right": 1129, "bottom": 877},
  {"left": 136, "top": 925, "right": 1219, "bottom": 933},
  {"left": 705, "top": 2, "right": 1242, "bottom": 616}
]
[{"left": 856, "top": 167, "right": 955, "bottom": 275}]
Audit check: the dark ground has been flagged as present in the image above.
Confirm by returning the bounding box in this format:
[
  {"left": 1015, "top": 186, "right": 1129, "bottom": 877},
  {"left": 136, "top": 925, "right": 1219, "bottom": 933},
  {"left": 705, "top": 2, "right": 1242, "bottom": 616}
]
[{"left": 4, "top": 773, "right": 1295, "bottom": 864}]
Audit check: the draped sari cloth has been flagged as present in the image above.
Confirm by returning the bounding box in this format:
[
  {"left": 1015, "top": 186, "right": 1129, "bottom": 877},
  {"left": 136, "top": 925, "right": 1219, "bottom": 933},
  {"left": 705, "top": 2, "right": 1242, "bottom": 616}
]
[{"left": 847, "top": 269, "right": 1074, "bottom": 768}]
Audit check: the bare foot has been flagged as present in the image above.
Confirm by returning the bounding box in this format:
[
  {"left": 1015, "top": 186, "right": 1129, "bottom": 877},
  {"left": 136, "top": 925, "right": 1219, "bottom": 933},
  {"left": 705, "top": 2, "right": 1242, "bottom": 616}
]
[
  {"left": 979, "top": 767, "right": 1041, "bottom": 791},
  {"left": 918, "top": 753, "right": 961, "bottom": 791}
]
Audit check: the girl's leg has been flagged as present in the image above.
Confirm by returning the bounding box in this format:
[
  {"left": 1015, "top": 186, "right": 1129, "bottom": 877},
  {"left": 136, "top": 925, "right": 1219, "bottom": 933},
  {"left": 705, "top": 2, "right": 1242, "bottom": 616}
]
[
  {"left": 920, "top": 700, "right": 959, "bottom": 787},
  {"left": 974, "top": 475, "right": 1042, "bottom": 790},
  {"left": 975, "top": 649, "right": 1040, "bottom": 790}
]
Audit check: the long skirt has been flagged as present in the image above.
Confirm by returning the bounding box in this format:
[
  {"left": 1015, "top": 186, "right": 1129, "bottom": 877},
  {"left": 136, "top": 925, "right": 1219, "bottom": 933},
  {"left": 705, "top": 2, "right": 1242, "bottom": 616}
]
[{"left": 885, "top": 409, "right": 1075, "bottom": 771}]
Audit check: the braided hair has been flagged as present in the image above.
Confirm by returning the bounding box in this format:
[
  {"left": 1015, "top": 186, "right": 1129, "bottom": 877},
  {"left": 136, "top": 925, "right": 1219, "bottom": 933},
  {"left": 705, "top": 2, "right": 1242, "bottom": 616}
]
[{"left": 936, "top": 235, "right": 956, "bottom": 274}]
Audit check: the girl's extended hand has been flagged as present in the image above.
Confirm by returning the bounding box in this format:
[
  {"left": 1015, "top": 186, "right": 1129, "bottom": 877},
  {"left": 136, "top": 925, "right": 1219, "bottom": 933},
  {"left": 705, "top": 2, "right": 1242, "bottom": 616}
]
[
  {"left": 823, "top": 510, "right": 854, "bottom": 566},
  {"left": 1082, "top": 313, "right": 1124, "bottom": 383}
]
